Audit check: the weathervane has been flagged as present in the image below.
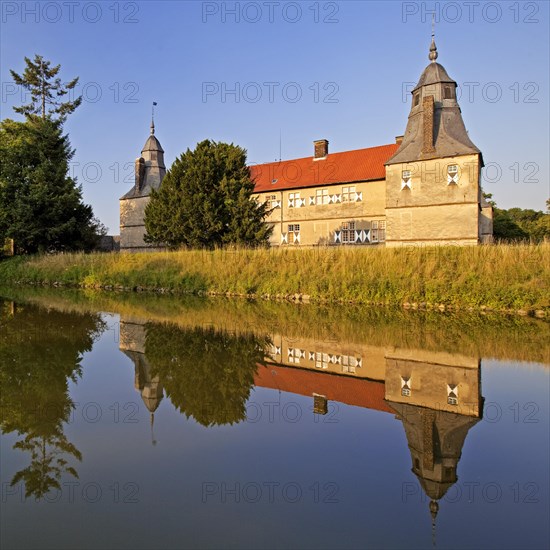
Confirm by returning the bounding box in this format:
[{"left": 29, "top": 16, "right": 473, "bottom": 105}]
[
  {"left": 429, "top": 14, "right": 438, "bottom": 62},
  {"left": 151, "top": 101, "right": 157, "bottom": 135}
]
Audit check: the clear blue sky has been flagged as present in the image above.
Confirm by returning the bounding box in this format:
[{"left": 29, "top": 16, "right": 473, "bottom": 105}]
[{"left": 1, "top": 0, "right": 549, "bottom": 233}]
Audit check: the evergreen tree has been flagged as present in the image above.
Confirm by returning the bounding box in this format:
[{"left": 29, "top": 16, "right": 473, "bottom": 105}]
[
  {"left": 144, "top": 140, "right": 272, "bottom": 248},
  {"left": 0, "top": 116, "right": 104, "bottom": 253},
  {"left": 1, "top": 56, "right": 104, "bottom": 254},
  {"left": 10, "top": 55, "right": 81, "bottom": 121}
]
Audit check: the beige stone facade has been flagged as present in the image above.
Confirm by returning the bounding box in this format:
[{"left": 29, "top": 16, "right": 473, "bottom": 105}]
[
  {"left": 251, "top": 39, "right": 493, "bottom": 247},
  {"left": 385, "top": 154, "right": 486, "bottom": 246},
  {"left": 256, "top": 177, "right": 388, "bottom": 247}
]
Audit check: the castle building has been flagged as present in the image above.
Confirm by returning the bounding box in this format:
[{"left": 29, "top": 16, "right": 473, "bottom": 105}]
[
  {"left": 251, "top": 38, "right": 493, "bottom": 247},
  {"left": 119, "top": 120, "right": 166, "bottom": 251},
  {"left": 119, "top": 38, "right": 493, "bottom": 250}
]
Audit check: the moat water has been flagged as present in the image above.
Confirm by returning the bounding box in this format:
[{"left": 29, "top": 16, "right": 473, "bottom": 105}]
[{"left": 1, "top": 288, "right": 549, "bottom": 550}]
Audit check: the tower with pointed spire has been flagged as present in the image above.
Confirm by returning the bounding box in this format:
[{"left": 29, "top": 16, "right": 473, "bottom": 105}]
[
  {"left": 119, "top": 319, "right": 164, "bottom": 443},
  {"left": 119, "top": 113, "right": 166, "bottom": 251},
  {"left": 385, "top": 347, "right": 483, "bottom": 542},
  {"left": 385, "top": 37, "right": 493, "bottom": 246}
]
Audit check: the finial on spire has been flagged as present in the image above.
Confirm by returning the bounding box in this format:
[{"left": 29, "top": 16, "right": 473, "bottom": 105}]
[
  {"left": 150, "top": 413, "right": 157, "bottom": 446},
  {"left": 429, "top": 499, "right": 439, "bottom": 547},
  {"left": 429, "top": 14, "right": 438, "bottom": 62},
  {"left": 151, "top": 101, "right": 157, "bottom": 135}
]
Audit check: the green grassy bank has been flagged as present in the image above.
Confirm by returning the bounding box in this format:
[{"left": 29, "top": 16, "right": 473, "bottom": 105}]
[{"left": 0, "top": 243, "right": 548, "bottom": 313}]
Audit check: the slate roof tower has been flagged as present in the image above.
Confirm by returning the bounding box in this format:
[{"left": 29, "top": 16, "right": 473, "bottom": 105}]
[
  {"left": 384, "top": 37, "right": 493, "bottom": 246},
  {"left": 386, "top": 36, "right": 481, "bottom": 164},
  {"left": 119, "top": 118, "right": 166, "bottom": 251}
]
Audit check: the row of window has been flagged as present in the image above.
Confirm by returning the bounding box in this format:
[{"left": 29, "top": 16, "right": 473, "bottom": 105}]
[
  {"left": 401, "top": 165, "right": 459, "bottom": 189},
  {"left": 266, "top": 186, "right": 363, "bottom": 209},
  {"left": 401, "top": 377, "right": 459, "bottom": 405},
  {"left": 285, "top": 347, "right": 363, "bottom": 373},
  {"left": 263, "top": 164, "right": 461, "bottom": 207},
  {"left": 334, "top": 220, "right": 386, "bottom": 244},
  {"left": 280, "top": 221, "right": 385, "bottom": 245}
]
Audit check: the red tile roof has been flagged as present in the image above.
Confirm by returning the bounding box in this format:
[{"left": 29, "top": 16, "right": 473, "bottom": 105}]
[
  {"left": 254, "top": 363, "right": 392, "bottom": 414},
  {"left": 250, "top": 143, "right": 399, "bottom": 193}
]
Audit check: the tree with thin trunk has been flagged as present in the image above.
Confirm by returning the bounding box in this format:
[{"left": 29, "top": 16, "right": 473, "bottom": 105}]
[
  {"left": 10, "top": 54, "right": 82, "bottom": 121},
  {"left": 1, "top": 55, "right": 104, "bottom": 253}
]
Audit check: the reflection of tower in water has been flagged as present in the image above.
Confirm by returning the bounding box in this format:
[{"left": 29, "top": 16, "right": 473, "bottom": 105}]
[
  {"left": 119, "top": 321, "right": 164, "bottom": 445},
  {"left": 385, "top": 348, "right": 483, "bottom": 545}
]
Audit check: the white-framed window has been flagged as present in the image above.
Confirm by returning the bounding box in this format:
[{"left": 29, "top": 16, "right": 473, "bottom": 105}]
[
  {"left": 401, "top": 170, "right": 411, "bottom": 190},
  {"left": 447, "top": 384, "right": 458, "bottom": 405},
  {"left": 447, "top": 164, "right": 459, "bottom": 185},
  {"left": 316, "top": 188, "right": 329, "bottom": 205},
  {"left": 315, "top": 352, "right": 329, "bottom": 369},
  {"left": 288, "top": 192, "right": 301, "bottom": 208},
  {"left": 288, "top": 348, "right": 304, "bottom": 364},
  {"left": 288, "top": 224, "right": 300, "bottom": 244},
  {"left": 401, "top": 376, "right": 411, "bottom": 397},
  {"left": 342, "top": 186, "right": 356, "bottom": 202},
  {"left": 341, "top": 221, "right": 355, "bottom": 244}
]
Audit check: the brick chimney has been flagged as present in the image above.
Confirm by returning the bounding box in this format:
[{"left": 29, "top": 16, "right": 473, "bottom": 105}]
[
  {"left": 395, "top": 135, "right": 404, "bottom": 145},
  {"left": 422, "top": 95, "right": 436, "bottom": 155},
  {"left": 314, "top": 139, "right": 329, "bottom": 159},
  {"left": 135, "top": 156, "right": 146, "bottom": 192}
]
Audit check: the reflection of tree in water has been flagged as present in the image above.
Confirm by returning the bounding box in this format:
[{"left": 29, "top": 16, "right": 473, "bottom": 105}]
[
  {"left": 0, "top": 300, "right": 105, "bottom": 498},
  {"left": 145, "top": 324, "right": 268, "bottom": 427}
]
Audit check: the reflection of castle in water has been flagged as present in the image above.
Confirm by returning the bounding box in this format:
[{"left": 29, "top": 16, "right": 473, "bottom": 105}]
[{"left": 119, "top": 318, "right": 483, "bottom": 532}]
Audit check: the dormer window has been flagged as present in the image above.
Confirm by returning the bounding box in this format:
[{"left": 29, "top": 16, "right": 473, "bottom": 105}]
[
  {"left": 401, "top": 170, "right": 412, "bottom": 190},
  {"left": 447, "top": 164, "right": 459, "bottom": 185},
  {"left": 413, "top": 92, "right": 420, "bottom": 106},
  {"left": 444, "top": 85, "right": 454, "bottom": 100}
]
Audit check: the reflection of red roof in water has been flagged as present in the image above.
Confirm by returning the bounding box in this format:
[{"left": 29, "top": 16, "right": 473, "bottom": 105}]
[{"left": 254, "top": 363, "right": 391, "bottom": 414}]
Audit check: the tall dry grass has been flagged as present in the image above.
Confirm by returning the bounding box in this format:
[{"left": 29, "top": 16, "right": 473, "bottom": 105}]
[{"left": 0, "top": 242, "right": 548, "bottom": 310}]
